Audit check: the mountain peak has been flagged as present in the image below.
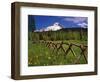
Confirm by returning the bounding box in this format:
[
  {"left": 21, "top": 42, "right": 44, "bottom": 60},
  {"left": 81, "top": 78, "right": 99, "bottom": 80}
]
[
  {"left": 34, "top": 22, "right": 63, "bottom": 32},
  {"left": 45, "top": 22, "right": 63, "bottom": 31}
]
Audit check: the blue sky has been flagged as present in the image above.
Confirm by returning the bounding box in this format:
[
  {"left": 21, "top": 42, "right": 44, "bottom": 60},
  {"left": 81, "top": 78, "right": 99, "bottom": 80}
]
[{"left": 28, "top": 15, "right": 88, "bottom": 30}]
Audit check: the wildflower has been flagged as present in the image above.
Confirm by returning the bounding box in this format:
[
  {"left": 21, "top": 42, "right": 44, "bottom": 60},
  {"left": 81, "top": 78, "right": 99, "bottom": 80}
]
[{"left": 48, "top": 57, "right": 51, "bottom": 59}]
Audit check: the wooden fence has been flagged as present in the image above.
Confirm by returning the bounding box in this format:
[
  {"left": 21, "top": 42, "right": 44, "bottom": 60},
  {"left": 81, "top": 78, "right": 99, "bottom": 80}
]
[{"left": 33, "top": 41, "right": 88, "bottom": 64}]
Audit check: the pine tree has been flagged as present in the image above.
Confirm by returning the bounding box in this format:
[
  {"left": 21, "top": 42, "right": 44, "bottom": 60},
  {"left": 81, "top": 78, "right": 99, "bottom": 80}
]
[{"left": 28, "top": 15, "right": 36, "bottom": 32}]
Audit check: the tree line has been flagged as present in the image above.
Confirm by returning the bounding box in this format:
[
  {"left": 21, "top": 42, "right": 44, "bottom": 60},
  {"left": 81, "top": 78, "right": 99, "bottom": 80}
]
[{"left": 28, "top": 30, "right": 87, "bottom": 41}]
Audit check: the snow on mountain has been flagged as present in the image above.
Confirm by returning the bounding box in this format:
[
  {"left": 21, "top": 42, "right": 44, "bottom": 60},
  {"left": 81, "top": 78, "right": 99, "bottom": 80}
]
[
  {"left": 44, "top": 22, "right": 63, "bottom": 31},
  {"left": 34, "top": 22, "right": 63, "bottom": 32}
]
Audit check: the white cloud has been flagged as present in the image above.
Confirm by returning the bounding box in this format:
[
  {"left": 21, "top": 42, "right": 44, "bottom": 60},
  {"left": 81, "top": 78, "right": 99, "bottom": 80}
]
[
  {"left": 77, "top": 22, "right": 87, "bottom": 28},
  {"left": 63, "top": 17, "right": 87, "bottom": 23},
  {"left": 63, "top": 17, "right": 88, "bottom": 28}
]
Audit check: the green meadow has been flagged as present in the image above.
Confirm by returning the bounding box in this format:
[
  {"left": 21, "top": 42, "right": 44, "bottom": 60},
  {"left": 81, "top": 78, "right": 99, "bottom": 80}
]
[{"left": 28, "top": 30, "right": 88, "bottom": 66}]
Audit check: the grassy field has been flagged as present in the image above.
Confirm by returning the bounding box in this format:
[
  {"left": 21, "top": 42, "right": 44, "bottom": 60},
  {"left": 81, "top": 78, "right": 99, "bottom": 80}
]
[{"left": 28, "top": 40, "right": 87, "bottom": 66}]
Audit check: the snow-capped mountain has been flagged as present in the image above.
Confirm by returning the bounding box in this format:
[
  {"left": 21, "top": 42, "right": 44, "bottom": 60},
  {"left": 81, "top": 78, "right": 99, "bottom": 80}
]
[
  {"left": 44, "top": 22, "right": 63, "bottom": 31},
  {"left": 34, "top": 22, "right": 63, "bottom": 32}
]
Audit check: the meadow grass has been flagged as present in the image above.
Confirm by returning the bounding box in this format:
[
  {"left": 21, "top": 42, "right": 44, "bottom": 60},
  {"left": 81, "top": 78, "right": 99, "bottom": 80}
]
[{"left": 28, "top": 40, "right": 87, "bottom": 66}]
